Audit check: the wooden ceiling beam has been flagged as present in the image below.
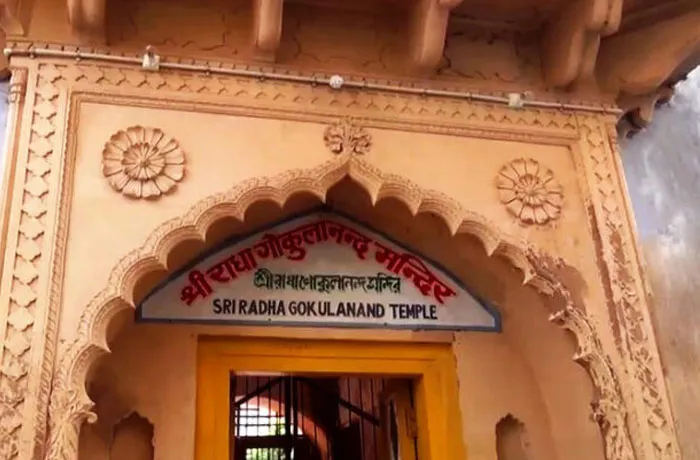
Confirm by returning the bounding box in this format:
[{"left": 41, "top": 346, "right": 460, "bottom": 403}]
[
  {"left": 597, "top": 7, "right": 700, "bottom": 96},
  {"left": 66, "top": 0, "right": 106, "bottom": 44},
  {"left": 409, "top": 0, "right": 463, "bottom": 75},
  {"left": 541, "top": 0, "right": 622, "bottom": 88},
  {"left": 252, "top": 0, "right": 283, "bottom": 61}
]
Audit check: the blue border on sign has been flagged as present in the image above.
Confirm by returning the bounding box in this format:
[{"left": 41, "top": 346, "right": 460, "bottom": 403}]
[{"left": 134, "top": 206, "right": 502, "bottom": 333}]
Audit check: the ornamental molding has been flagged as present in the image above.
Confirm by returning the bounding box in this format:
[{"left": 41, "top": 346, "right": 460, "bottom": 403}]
[
  {"left": 0, "top": 60, "right": 679, "bottom": 460},
  {"left": 46, "top": 152, "right": 634, "bottom": 460},
  {"left": 323, "top": 119, "right": 372, "bottom": 155},
  {"left": 101, "top": 126, "right": 186, "bottom": 199},
  {"left": 496, "top": 158, "right": 563, "bottom": 225}
]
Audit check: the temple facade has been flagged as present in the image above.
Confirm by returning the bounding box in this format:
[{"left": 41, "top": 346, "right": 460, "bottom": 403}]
[{"left": 0, "top": 1, "right": 698, "bottom": 459}]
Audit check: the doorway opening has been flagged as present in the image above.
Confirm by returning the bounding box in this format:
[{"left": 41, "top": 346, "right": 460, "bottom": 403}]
[
  {"left": 196, "top": 338, "right": 463, "bottom": 460},
  {"left": 231, "top": 374, "right": 417, "bottom": 460}
]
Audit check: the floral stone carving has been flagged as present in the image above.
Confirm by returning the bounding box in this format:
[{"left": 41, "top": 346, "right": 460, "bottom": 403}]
[
  {"left": 323, "top": 119, "right": 372, "bottom": 155},
  {"left": 102, "top": 126, "right": 186, "bottom": 199},
  {"left": 496, "top": 158, "right": 563, "bottom": 225}
]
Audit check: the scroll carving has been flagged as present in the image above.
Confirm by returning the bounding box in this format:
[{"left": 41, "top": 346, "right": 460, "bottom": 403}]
[
  {"left": 45, "top": 375, "right": 98, "bottom": 460},
  {"left": 323, "top": 119, "right": 372, "bottom": 155},
  {"left": 550, "top": 306, "right": 635, "bottom": 460},
  {"left": 496, "top": 158, "right": 563, "bottom": 225},
  {"left": 101, "top": 126, "right": 186, "bottom": 199},
  {"left": 524, "top": 249, "right": 637, "bottom": 460}
]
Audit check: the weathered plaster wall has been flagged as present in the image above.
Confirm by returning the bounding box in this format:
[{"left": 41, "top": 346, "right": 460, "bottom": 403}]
[{"left": 620, "top": 67, "right": 700, "bottom": 459}]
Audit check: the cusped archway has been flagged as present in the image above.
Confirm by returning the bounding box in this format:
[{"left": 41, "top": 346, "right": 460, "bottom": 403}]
[{"left": 45, "top": 156, "right": 633, "bottom": 460}]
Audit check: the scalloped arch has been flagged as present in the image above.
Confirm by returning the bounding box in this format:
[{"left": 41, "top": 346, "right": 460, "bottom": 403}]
[{"left": 45, "top": 154, "right": 633, "bottom": 460}]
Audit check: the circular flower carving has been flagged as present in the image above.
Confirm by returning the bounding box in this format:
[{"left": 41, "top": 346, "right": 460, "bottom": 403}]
[
  {"left": 102, "top": 126, "right": 186, "bottom": 199},
  {"left": 496, "top": 158, "right": 563, "bottom": 225}
]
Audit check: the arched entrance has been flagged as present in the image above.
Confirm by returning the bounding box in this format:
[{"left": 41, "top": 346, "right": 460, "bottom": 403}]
[{"left": 44, "top": 157, "right": 633, "bottom": 460}]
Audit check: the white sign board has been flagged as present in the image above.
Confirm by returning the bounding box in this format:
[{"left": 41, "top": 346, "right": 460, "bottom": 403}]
[{"left": 137, "top": 211, "right": 500, "bottom": 331}]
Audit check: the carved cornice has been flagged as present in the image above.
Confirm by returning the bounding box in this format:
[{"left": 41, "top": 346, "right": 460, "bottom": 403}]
[
  {"left": 2, "top": 40, "right": 621, "bottom": 108},
  {"left": 620, "top": 0, "right": 698, "bottom": 33},
  {"left": 617, "top": 85, "right": 675, "bottom": 139},
  {"left": 2, "top": 0, "right": 699, "bottom": 134},
  {"left": 541, "top": 0, "right": 622, "bottom": 88},
  {"left": 598, "top": 7, "right": 700, "bottom": 96}
]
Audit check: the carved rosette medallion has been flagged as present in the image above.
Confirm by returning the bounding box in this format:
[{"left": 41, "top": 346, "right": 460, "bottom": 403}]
[
  {"left": 496, "top": 158, "right": 563, "bottom": 225},
  {"left": 101, "top": 126, "right": 186, "bottom": 199},
  {"left": 323, "top": 119, "right": 372, "bottom": 155}
]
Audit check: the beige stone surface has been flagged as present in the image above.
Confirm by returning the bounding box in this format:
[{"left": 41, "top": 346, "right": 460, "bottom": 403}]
[{"left": 0, "top": 0, "right": 694, "bottom": 459}]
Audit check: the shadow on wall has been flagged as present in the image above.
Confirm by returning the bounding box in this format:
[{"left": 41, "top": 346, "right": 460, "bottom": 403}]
[{"left": 620, "top": 66, "right": 700, "bottom": 459}]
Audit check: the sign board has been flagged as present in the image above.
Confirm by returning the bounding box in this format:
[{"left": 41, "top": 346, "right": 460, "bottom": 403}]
[{"left": 136, "top": 211, "right": 500, "bottom": 331}]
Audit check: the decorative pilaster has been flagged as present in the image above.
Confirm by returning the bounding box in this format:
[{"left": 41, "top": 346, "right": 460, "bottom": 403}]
[
  {"left": 0, "top": 62, "right": 63, "bottom": 460},
  {"left": 577, "top": 114, "right": 681, "bottom": 459}
]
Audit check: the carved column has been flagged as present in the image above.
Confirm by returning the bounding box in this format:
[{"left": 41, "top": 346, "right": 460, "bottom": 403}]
[
  {"left": 577, "top": 114, "right": 681, "bottom": 459},
  {"left": 0, "top": 65, "right": 30, "bottom": 460},
  {"left": 0, "top": 61, "right": 65, "bottom": 460}
]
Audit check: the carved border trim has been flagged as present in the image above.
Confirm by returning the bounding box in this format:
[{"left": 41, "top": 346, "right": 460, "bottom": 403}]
[
  {"left": 575, "top": 115, "right": 681, "bottom": 459},
  {"left": 0, "top": 61, "right": 57, "bottom": 460},
  {"left": 65, "top": 87, "right": 580, "bottom": 145}
]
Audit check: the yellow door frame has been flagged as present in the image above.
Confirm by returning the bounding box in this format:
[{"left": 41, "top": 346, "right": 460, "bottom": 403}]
[{"left": 195, "top": 337, "right": 466, "bottom": 460}]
